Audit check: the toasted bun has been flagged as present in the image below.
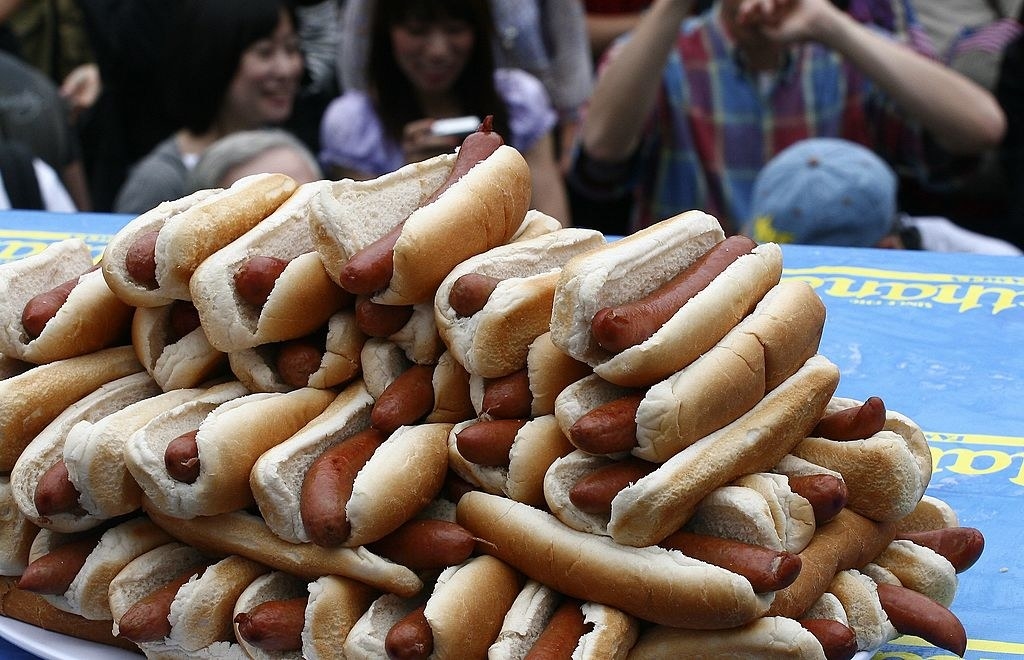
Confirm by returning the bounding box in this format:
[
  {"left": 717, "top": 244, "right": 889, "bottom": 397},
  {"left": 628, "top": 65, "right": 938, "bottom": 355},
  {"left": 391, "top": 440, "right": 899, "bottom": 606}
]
[
  {"left": 191, "top": 181, "right": 353, "bottom": 352},
  {"left": 793, "top": 397, "right": 931, "bottom": 522},
  {"left": 450, "top": 415, "right": 574, "bottom": 507},
  {"left": 607, "top": 354, "right": 840, "bottom": 547},
  {"left": 143, "top": 507, "right": 422, "bottom": 597},
  {"left": 10, "top": 370, "right": 161, "bottom": 532},
  {"left": 250, "top": 381, "right": 375, "bottom": 543},
  {"left": 0, "top": 244, "right": 133, "bottom": 364},
  {"left": 103, "top": 174, "right": 297, "bottom": 306},
  {"left": 0, "top": 345, "right": 143, "bottom": 472},
  {"left": 550, "top": 211, "right": 784, "bottom": 387},
  {"left": 434, "top": 227, "right": 606, "bottom": 378},
  {"left": 227, "top": 309, "right": 365, "bottom": 392},
  {"left": 126, "top": 385, "right": 334, "bottom": 518},
  {"left": 456, "top": 491, "right": 774, "bottom": 629},
  {"left": 827, "top": 569, "right": 897, "bottom": 652},
  {"left": 131, "top": 304, "right": 229, "bottom": 391},
  {"left": 63, "top": 387, "right": 205, "bottom": 520},
  {"left": 627, "top": 616, "right": 827, "bottom": 659},
  {"left": 309, "top": 145, "right": 531, "bottom": 306},
  {"left": 634, "top": 279, "right": 825, "bottom": 462},
  {"left": 29, "top": 516, "right": 172, "bottom": 620}
]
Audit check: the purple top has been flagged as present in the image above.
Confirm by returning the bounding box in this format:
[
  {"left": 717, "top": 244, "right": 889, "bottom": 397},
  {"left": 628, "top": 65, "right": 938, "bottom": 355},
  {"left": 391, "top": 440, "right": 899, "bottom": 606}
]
[{"left": 319, "top": 68, "right": 555, "bottom": 175}]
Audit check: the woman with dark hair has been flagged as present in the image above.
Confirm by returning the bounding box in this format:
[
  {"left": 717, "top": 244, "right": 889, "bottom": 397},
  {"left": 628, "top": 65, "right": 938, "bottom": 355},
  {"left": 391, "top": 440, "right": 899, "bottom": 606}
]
[
  {"left": 320, "top": 0, "right": 570, "bottom": 224},
  {"left": 113, "top": 0, "right": 305, "bottom": 214}
]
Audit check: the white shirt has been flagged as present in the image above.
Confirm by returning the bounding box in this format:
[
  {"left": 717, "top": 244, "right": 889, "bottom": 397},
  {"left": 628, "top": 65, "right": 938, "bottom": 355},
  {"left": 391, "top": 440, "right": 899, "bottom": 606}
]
[{"left": 0, "top": 158, "right": 76, "bottom": 212}]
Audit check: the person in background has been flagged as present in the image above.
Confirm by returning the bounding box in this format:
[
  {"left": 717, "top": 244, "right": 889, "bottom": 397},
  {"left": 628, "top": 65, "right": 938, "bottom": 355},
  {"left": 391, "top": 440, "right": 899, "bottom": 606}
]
[
  {"left": 113, "top": 0, "right": 305, "bottom": 215},
  {"left": 0, "top": 139, "right": 77, "bottom": 211},
  {"left": 743, "top": 138, "right": 1022, "bottom": 255},
  {"left": 337, "top": 0, "right": 592, "bottom": 173},
  {"left": 570, "top": 0, "right": 1007, "bottom": 236},
  {"left": 996, "top": 16, "right": 1024, "bottom": 241},
  {"left": 320, "top": 0, "right": 571, "bottom": 224},
  {"left": 185, "top": 128, "right": 323, "bottom": 191}
]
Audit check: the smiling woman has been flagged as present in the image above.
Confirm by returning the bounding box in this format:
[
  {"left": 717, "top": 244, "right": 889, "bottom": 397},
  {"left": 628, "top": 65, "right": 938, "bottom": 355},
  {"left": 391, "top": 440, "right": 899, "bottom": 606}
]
[{"left": 112, "top": 0, "right": 306, "bottom": 216}]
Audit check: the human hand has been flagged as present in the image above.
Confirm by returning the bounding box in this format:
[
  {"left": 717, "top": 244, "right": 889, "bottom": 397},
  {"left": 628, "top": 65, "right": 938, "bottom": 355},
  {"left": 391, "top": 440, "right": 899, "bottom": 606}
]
[
  {"left": 401, "top": 118, "right": 462, "bottom": 166},
  {"left": 736, "top": 0, "right": 844, "bottom": 45},
  {"left": 59, "top": 63, "right": 101, "bottom": 122}
]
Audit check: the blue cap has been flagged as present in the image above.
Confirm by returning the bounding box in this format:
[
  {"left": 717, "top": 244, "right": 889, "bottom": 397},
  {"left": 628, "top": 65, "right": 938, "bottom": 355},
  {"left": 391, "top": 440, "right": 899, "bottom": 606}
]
[{"left": 744, "top": 138, "right": 897, "bottom": 247}]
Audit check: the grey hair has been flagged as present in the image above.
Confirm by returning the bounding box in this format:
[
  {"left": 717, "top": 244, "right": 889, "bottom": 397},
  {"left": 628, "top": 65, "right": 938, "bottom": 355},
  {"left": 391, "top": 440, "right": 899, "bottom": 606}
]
[{"left": 185, "top": 128, "right": 322, "bottom": 191}]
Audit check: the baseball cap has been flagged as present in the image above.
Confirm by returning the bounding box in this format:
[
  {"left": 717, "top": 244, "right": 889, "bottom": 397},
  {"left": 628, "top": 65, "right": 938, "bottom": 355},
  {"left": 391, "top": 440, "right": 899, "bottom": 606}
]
[{"left": 744, "top": 138, "right": 897, "bottom": 247}]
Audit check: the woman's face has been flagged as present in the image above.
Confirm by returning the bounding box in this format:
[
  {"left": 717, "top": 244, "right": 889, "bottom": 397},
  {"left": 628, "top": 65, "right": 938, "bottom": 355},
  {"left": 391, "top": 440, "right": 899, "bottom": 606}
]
[
  {"left": 390, "top": 16, "right": 476, "bottom": 94},
  {"left": 223, "top": 10, "right": 304, "bottom": 129}
]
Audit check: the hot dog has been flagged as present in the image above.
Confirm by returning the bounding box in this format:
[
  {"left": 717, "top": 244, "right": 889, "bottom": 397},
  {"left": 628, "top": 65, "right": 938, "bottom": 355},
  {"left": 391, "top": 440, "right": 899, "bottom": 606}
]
[
  {"left": 190, "top": 181, "right": 355, "bottom": 353},
  {"left": 131, "top": 301, "right": 230, "bottom": 391},
  {"left": 792, "top": 396, "right": 933, "bottom": 522},
  {"left": 896, "top": 526, "right": 984, "bottom": 573},
  {"left": 227, "top": 308, "right": 365, "bottom": 392},
  {"left": 232, "top": 571, "right": 377, "bottom": 659},
  {"left": 308, "top": 120, "right": 532, "bottom": 307},
  {"left": 0, "top": 239, "right": 133, "bottom": 364},
  {"left": 433, "top": 227, "right": 606, "bottom": 379},
  {"left": 488, "top": 580, "right": 640, "bottom": 660},
  {"left": 343, "top": 555, "right": 522, "bottom": 660},
  {"left": 10, "top": 370, "right": 161, "bottom": 532},
  {"left": 102, "top": 173, "right": 298, "bottom": 306},
  {"left": 0, "top": 345, "right": 143, "bottom": 473},
  {"left": 865, "top": 537, "right": 962, "bottom": 607},
  {"left": 549, "top": 211, "right": 784, "bottom": 388},
  {"left": 0, "top": 475, "right": 37, "bottom": 577},
  {"left": 124, "top": 382, "right": 336, "bottom": 519}
]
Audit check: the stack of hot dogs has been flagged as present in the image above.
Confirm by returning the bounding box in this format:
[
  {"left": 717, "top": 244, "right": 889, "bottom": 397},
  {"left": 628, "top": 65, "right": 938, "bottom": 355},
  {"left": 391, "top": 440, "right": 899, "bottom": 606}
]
[{"left": 0, "top": 120, "right": 984, "bottom": 659}]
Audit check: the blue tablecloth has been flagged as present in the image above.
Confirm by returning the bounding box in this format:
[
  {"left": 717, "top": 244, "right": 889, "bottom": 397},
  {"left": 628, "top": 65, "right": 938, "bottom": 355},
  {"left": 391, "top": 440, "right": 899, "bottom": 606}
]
[{"left": 1, "top": 210, "right": 1022, "bottom": 659}]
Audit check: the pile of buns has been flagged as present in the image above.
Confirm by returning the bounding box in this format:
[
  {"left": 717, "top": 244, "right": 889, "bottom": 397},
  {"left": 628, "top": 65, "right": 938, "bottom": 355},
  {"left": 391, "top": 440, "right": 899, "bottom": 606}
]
[{"left": 0, "top": 128, "right": 983, "bottom": 660}]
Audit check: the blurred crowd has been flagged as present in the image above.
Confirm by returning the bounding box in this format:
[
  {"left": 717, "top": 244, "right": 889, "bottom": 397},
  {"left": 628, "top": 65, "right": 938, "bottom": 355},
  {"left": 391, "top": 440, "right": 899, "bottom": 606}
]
[{"left": 1, "top": 0, "right": 1021, "bottom": 254}]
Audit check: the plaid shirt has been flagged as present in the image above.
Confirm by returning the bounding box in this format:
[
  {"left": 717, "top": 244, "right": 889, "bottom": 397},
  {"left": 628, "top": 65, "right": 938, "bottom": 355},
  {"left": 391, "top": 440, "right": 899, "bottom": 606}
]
[{"left": 571, "top": 3, "right": 929, "bottom": 235}]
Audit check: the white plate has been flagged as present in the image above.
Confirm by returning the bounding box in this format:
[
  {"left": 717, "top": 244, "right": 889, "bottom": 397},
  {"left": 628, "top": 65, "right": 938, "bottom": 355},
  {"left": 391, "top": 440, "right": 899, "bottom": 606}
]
[{"left": 0, "top": 616, "right": 139, "bottom": 659}]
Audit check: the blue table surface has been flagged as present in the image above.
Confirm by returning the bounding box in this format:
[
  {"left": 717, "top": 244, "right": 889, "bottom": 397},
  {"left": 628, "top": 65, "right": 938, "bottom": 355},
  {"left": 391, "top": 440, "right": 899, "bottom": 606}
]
[{"left": 1, "top": 210, "right": 1022, "bottom": 659}]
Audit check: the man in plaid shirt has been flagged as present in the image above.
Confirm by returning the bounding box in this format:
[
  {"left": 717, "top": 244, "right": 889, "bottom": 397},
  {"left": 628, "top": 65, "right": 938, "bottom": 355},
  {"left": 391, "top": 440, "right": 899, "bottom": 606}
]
[{"left": 569, "top": 0, "right": 1007, "bottom": 235}]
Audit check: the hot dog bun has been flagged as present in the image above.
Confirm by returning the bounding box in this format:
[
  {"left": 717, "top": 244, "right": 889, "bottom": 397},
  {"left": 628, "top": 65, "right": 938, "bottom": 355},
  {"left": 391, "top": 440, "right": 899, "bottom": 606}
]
[
  {"left": 0, "top": 476, "right": 38, "bottom": 576},
  {"left": 101, "top": 173, "right": 297, "bottom": 306},
  {"left": 434, "top": 227, "right": 606, "bottom": 378},
  {"left": 0, "top": 239, "right": 133, "bottom": 364},
  {"left": 0, "top": 345, "right": 143, "bottom": 472},
  {"left": 126, "top": 384, "right": 335, "bottom": 518},
  {"left": 190, "top": 181, "right": 354, "bottom": 353},
  {"left": 10, "top": 370, "right": 161, "bottom": 532},
  {"left": 867, "top": 538, "right": 958, "bottom": 607},
  {"left": 627, "top": 615, "right": 829, "bottom": 659},
  {"left": 456, "top": 491, "right": 775, "bottom": 629},
  {"left": 308, "top": 143, "right": 531, "bottom": 306},
  {"left": 131, "top": 301, "right": 229, "bottom": 391},
  {"left": 549, "top": 211, "right": 783, "bottom": 387}
]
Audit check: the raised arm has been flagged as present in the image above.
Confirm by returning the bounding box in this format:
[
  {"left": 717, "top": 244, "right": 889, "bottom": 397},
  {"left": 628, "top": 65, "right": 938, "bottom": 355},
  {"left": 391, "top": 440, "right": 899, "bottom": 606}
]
[{"left": 580, "top": 0, "right": 697, "bottom": 163}]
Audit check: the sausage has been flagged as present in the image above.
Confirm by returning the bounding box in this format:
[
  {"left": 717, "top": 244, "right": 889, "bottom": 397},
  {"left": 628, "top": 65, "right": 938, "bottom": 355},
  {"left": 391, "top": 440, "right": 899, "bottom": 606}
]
[
  {"left": 234, "top": 256, "right": 292, "bottom": 307},
  {"left": 125, "top": 230, "right": 160, "bottom": 288},
  {"left": 454, "top": 419, "right": 529, "bottom": 467},
  {"left": 338, "top": 117, "right": 504, "bottom": 296},
  {"left": 276, "top": 338, "right": 324, "bottom": 388},
  {"left": 875, "top": 582, "right": 967, "bottom": 657},
  {"left": 116, "top": 566, "right": 206, "bottom": 642},
  {"left": 797, "top": 618, "right": 859, "bottom": 660},
  {"left": 33, "top": 459, "right": 83, "bottom": 517},
  {"left": 16, "top": 533, "right": 102, "bottom": 594},
  {"left": 567, "top": 392, "right": 645, "bottom": 455},
  {"left": 443, "top": 470, "right": 479, "bottom": 504},
  {"left": 481, "top": 369, "right": 533, "bottom": 419},
  {"left": 371, "top": 364, "right": 436, "bottom": 434},
  {"left": 658, "top": 530, "right": 803, "bottom": 593},
  {"left": 168, "top": 300, "right": 202, "bottom": 341},
  {"left": 384, "top": 604, "right": 433, "bottom": 660},
  {"left": 355, "top": 296, "right": 414, "bottom": 337},
  {"left": 299, "top": 428, "right": 386, "bottom": 546},
  {"left": 568, "top": 457, "right": 657, "bottom": 515},
  {"left": 366, "top": 519, "right": 476, "bottom": 570},
  {"left": 234, "top": 596, "right": 307, "bottom": 652},
  {"left": 590, "top": 235, "right": 757, "bottom": 353},
  {"left": 787, "top": 474, "right": 848, "bottom": 525},
  {"left": 812, "top": 397, "right": 887, "bottom": 441},
  {"left": 21, "top": 276, "right": 80, "bottom": 339},
  {"left": 448, "top": 273, "right": 501, "bottom": 317},
  {"left": 897, "top": 527, "right": 985, "bottom": 573},
  {"left": 164, "top": 429, "right": 201, "bottom": 484},
  {"left": 524, "top": 597, "right": 588, "bottom": 660}
]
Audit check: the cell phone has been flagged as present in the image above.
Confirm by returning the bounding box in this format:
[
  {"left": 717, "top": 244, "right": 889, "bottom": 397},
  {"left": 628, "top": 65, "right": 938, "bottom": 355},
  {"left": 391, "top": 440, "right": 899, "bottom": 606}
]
[{"left": 430, "top": 115, "right": 481, "bottom": 138}]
